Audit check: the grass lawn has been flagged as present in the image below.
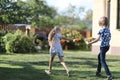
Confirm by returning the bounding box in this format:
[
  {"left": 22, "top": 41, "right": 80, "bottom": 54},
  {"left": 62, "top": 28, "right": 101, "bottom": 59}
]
[{"left": 0, "top": 51, "right": 120, "bottom": 80}]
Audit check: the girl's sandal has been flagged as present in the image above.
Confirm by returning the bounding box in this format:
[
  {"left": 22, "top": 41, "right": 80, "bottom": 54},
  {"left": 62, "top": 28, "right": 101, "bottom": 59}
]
[
  {"left": 45, "top": 70, "right": 51, "bottom": 75},
  {"left": 67, "top": 71, "right": 70, "bottom": 77}
]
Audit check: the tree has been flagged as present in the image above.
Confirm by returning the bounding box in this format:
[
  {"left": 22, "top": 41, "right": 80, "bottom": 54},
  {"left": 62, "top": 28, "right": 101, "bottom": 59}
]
[
  {"left": 84, "top": 9, "right": 92, "bottom": 21},
  {"left": 0, "top": 0, "right": 57, "bottom": 27},
  {"left": 83, "top": 9, "right": 93, "bottom": 29},
  {"left": 0, "top": 0, "right": 30, "bottom": 24},
  {"left": 54, "top": 4, "right": 92, "bottom": 30},
  {"left": 24, "top": 0, "right": 57, "bottom": 27},
  {"left": 0, "top": 0, "right": 13, "bottom": 24}
]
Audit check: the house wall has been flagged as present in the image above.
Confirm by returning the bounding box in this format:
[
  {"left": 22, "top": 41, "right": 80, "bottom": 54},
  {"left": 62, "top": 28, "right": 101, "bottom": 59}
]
[
  {"left": 92, "top": 0, "right": 120, "bottom": 55},
  {"left": 109, "top": 0, "right": 120, "bottom": 54},
  {"left": 92, "top": 0, "right": 106, "bottom": 54}
]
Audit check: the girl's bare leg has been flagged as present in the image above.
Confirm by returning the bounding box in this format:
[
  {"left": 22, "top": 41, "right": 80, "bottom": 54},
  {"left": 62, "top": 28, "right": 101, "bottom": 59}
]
[
  {"left": 45, "top": 55, "right": 55, "bottom": 75},
  {"left": 58, "top": 56, "right": 70, "bottom": 76},
  {"left": 49, "top": 56, "right": 55, "bottom": 72}
]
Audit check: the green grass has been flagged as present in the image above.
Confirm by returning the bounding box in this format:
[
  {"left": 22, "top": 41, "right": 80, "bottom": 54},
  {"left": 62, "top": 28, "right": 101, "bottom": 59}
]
[{"left": 0, "top": 51, "right": 120, "bottom": 80}]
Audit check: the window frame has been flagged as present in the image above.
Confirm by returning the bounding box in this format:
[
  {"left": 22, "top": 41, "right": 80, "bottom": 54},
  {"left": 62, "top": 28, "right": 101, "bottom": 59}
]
[{"left": 117, "top": 0, "right": 120, "bottom": 29}]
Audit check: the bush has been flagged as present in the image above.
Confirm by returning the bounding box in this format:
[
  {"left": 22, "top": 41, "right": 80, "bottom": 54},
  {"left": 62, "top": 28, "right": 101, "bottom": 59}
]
[
  {"left": 14, "top": 35, "right": 36, "bottom": 53},
  {"left": 0, "top": 37, "right": 6, "bottom": 53},
  {"left": 2, "top": 29, "right": 37, "bottom": 54},
  {"left": 3, "top": 30, "right": 21, "bottom": 53},
  {"left": 2, "top": 33, "right": 15, "bottom": 53},
  {"left": 61, "top": 28, "right": 91, "bottom": 50},
  {"left": 61, "top": 28, "right": 82, "bottom": 39},
  {"left": 0, "top": 30, "right": 12, "bottom": 53}
]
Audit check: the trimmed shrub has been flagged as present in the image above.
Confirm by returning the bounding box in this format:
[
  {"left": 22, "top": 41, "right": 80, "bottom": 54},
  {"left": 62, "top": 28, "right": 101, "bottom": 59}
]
[
  {"left": 3, "top": 29, "right": 36, "bottom": 54},
  {"left": 0, "top": 30, "right": 11, "bottom": 53},
  {"left": 14, "top": 35, "right": 36, "bottom": 53},
  {"left": 0, "top": 37, "right": 6, "bottom": 53},
  {"left": 2, "top": 33, "right": 15, "bottom": 53}
]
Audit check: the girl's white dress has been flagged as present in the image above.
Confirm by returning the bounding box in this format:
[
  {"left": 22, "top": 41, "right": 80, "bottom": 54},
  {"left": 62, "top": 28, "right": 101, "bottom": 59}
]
[{"left": 49, "top": 33, "right": 64, "bottom": 57}]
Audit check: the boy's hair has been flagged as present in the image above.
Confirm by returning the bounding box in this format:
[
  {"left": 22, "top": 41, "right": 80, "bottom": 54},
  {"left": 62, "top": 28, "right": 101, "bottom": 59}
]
[
  {"left": 48, "top": 27, "right": 61, "bottom": 41},
  {"left": 99, "top": 16, "right": 109, "bottom": 26}
]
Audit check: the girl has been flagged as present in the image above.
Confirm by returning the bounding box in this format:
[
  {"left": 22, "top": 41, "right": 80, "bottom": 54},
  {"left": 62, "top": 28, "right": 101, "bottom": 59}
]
[
  {"left": 85, "top": 16, "right": 112, "bottom": 80},
  {"left": 45, "top": 27, "right": 73, "bottom": 77}
]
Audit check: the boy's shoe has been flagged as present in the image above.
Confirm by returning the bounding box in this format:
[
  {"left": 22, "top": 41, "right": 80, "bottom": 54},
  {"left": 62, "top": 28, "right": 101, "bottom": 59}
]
[
  {"left": 96, "top": 72, "right": 101, "bottom": 77},
  {"left": 45, "top": 70, "right": 51, "bottom": 75},
  {"left": 107, "top": 75, "right": 112, "bottom": 80}
]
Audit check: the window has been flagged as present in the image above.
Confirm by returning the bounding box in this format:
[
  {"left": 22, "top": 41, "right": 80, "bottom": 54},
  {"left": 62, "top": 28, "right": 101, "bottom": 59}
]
[{"left": 117, "top": 0, "right": 120, "bottom": 29}]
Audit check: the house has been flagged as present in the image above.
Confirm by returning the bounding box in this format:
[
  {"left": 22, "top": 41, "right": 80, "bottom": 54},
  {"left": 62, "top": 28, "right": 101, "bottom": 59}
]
[{"left": 92, "top": 0, "right": 120, "bottom": 54}]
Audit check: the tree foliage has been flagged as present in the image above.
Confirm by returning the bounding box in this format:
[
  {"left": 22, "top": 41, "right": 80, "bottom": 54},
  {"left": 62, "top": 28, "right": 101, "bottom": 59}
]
[
  {"left": 0, "top": 0, "right": 29, "bottom": 24},
  {"left": 26, "top": 0, "right": 56, "bottom": 27},
  {"left": 0, "top": 0, "right": 56, "bottom": 27},
  {"left": 0, "top": 0, "right": 92, "bottom": 29},
  {"left": 55, "top": 4, "right": 93, "bottom": 30}
]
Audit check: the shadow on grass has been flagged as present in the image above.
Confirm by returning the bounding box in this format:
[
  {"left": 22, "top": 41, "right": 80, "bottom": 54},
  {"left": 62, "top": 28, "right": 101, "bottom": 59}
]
[
  {"left": 1, "top": 60, "right": 120, "bottom": 80},
  {"left": 0, "top": 67, "right": 51, "bottom": 80},
  {"left": 68, "top": 56, "right": 120, "bottom": 62},
  {"left": 46, "top": 69, "right": 114, "bottom": 80},
  {"left": 66, "top": 57, "right": 98, "bottom": 68},
  {"left": 0, "top": 60, "right": 51, "bottom": 80},
  {"left": 112, "top": 71, "right": 120, "bottom": 79},
  {"left": 67, "top": 56, "right": 120, "bottom": 67},
  {"left": 0, "top": 55, "right": 120, "bottom": 80}
]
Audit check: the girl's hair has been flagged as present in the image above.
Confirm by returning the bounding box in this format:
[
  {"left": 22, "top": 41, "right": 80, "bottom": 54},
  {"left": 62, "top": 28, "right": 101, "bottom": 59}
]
[
  {"left": 99, "top": 16, "right": 109, "bottom": 27},
  {"left": 48, "top": 27, "right": 61, "bottom": 41}
]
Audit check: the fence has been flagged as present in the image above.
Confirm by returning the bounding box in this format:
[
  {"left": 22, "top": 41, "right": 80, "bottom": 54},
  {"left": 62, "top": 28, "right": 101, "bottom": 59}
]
[
  {"left": 0, "top": 25, "right": 92, "bottom": 38},
  {"left": 0, "top": 25, "right": 26, "bottom": 32}
]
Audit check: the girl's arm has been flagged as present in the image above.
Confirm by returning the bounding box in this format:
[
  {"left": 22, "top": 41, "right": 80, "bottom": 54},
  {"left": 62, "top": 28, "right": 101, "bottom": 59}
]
[
  {"left": 48, "top": 40, "right": 54, "bottom": 48},
  {"left": 62, "top": 37, "right": 73, "bottom": 41},
  {"left": 86, "top": 35, "right": 100, "bottom": 45}
]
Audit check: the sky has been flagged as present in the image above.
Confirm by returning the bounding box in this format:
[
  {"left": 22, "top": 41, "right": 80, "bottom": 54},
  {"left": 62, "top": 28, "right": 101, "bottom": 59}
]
[{"left": 46, "top": 0, "right": 93, "bottom": 12}]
